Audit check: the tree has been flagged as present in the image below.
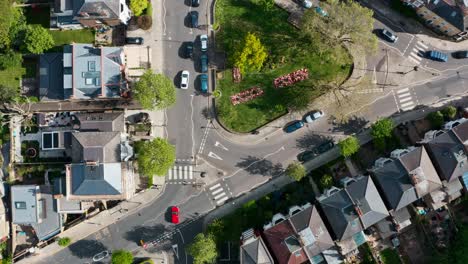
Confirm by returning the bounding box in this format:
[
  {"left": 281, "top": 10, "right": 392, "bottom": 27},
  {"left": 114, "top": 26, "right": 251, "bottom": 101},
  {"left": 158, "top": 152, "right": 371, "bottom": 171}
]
[
  {"left": 234, "top": 32, "right": 268, "bottom": 74},
  {"left": 57, "top": 237, "right": 71, "bottom": 247},
  {"left": 0, "top": 0, "right": 23, "bottom": 50},
  {"left": 301, "top": 0, "right": 377, "bottom": 54},
  {"left": 427, "top": 111, "right": 444, "bottom": 128},
  {"left": 285, "top": 162, "right": 306, "bottom": 181},
  {"left": 135, "top": 138, "right": 176, "bottom": 177},
  {"left": 338, "top": 136, "right": 360, "bottom": 158},
  {"left": 371, "top": 118, "right": 394, "bottom": 140},
  {"left": 130, "top": 0, "right": 148, "bottom": 16},
  {"left": 133, "top": 70, "right": 176, "bottom": 110},
  {"left": 319, "top": 174, "right": 333, "bottom": 190},
  {"left": 442, "top": 106, "right": 457, "bottom": 120},
  {"left": 111, "top": 250, "right": 133, "bottom": 264},
  {"left": 23, "top": 25, "right": 54, "bottom": 54},
  {"left": 187, "top": 233, "right": 218, "bottom": 264}
]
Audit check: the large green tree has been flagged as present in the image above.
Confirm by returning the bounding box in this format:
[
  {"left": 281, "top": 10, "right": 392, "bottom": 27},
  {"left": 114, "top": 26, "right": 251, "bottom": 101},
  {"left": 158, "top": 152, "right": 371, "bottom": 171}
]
[
  {"left": 23, "top": 25, "right": 55, "bottom": 54},
  {"left": 187, "top": 233, "right": 218, "bottom": 264},
  {"left": 234, "top": 32, "right": 268, "bottom": 74},
  {"left": 285, "top": 162, "right": 306, "bottom": 181},
  {"left": 338, "top": 136, "right": 360, "bottom": 158},
  {"left": 301, "top": 0, "right": 377, "bottom": 54},
  {"left": 130, "top": 0, "right": 148, "bottom": 16},
  {"left": 111, "top": 250, "right": 133, "bottom": 264},
  {"left": 0, "top": 0, "right": 24, "bottom": 50},
  {"left": 134, "top": 70, "right": 176, "bottom": 110},
  {"left": 371, "top": 118, "right": 394, "bottom": 140},
  {"left": 136, "top": 138, "right": 176, "bottom": 177}
]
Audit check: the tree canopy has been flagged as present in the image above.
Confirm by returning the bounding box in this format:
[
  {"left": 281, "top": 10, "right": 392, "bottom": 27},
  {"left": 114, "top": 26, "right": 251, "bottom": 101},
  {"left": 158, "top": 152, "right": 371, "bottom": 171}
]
[
  {"left": 319, "top": 174, "right": 333, "bottom": 190},
  {"left": 338, "top": 136, "right": 360, "bottom": 158},
  {"left": 301, "top": 0, "right": 377, "bottom": 54},
  {"left": 23, "top": 25, "right": 55, "bottom": 54},
  {"left": 285, "top": 162, "right": 306, "bottom": 181},
  {"left": 135, "top": 138, "right": 176, "bottom": 177},
  {"left": 442, "top": 106, "right": 457, "bottom": 120},
  {"left": 111, "top": 250, "right": 133, "bottom": 264},
  {"left": 0, "top": 0, "right": 21, "bottom": 50},
  {"left": 371, "top": 118, "right": 394, "bottom": 140},
  {"left": 187, "top": 233, "right": 218, "bottom": 264},
  {"left": 234, "top": 32, "right": 268, "bottom": 74},
  {"left": 130, "top": 0, "right": 148, "bottom": 16},
  {"left": 427, "top": 111, "right": 444, "bottom": 129},
  {"left": 134, "top": 70, "right": 176, "bottom": 110}
]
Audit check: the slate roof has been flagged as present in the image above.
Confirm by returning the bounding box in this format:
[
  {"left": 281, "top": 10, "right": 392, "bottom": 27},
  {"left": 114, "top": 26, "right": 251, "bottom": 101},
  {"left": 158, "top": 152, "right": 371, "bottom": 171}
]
[
  {"left": 426, "top": 0, "right": 468, "bottom": 32},
  {"left": 52, "top": 0, "right": 120, "bottom": 27},
  {"left": 53, "top": 177, "right": 84, "bottom": 213},
  {"left": 317, "top": 187, "right": 363, "bottom": 241},
  {"left": 71, "top": 131, "right": 121, "bottom": 163},
  {"left": 69, "top": 163, "right": 123, "bottom": 196},
  {"left": 74, "top": 112, "right": 125, "bottom": 132},
  {"left": 263, "top": 221, "right": 308, "bottom": 264},
  {"left": 424, "top": 129, "right": 468, "bottom": 182},
  {"left": 39, "top": 53, "right": 64, "bottom": 101},
  {"left": 11, "top": 185, "right": 39, "bottom": 224},
  {"left": 240, "top": 236, "right": 274, "bottom": 264},
  {"left": 371, "top": 160, "right": 418, "bottom": 212},
  {"left": 344, "top": 176, "right": 389, "bottom": 229}
]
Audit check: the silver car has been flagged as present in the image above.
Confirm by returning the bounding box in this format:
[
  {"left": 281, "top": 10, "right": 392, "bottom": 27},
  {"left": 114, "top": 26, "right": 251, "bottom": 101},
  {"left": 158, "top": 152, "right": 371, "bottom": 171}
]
[
  {"left": 200, "top": 35, "right": 208, "bottom": 52},
  {"left": 304, "top": 110, "right": 324, "bottom": 123}
]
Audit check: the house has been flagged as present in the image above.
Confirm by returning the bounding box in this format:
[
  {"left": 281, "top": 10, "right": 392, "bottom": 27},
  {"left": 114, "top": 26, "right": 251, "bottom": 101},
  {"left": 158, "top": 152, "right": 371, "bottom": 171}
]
[
  {"left": 11, "top": 185, "right": 62, "bottom": 241},
  {"left": 53, "top": 176, "right": 92, "bottom": 214},
  {"left": 240, "top": 229, "right": 274, "bottom": 264},
  {"left": 263, "top": 204, "right": 341, "bottom": 264},
  {"left": 40, "top": 44, "right": 127, "bottom": 101},
  {"left": 403, "top": 0, "right": 468, "bottom": 39},
  {"left": 50, "top": 0, "right": 131, "bottom": 29}
]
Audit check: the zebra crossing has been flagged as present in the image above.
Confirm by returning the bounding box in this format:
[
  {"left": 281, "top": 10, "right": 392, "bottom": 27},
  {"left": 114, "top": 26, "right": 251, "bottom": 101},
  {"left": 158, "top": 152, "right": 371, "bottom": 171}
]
[
  {"left": 166, "top": 165, "right": 194, "bottom": 184},
  {"left": 395, "top": 88, "right": 416, "bottom": 111},
  {"left": 208, "top": 182, "right": 231, "bottom": 206},
  {"left": 407, "top": 41, "right": 428, "bottom": 65}
]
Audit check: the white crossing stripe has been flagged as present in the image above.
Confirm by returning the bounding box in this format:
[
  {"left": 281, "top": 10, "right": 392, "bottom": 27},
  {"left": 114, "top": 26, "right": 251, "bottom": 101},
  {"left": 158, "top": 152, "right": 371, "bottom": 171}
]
[
  {"left": 216, "top": 196, "right": 229, "bottom": 205},
  {"left": 184, "top": 166, "right": 188, "bottom": 179},
  {"left": 399, "top": 97, "right": 412, "bottom": 103},
  {"left": 416, "top": 41, "right": 428, "bottom": 49},
  {"left": 214, "top": 192, "right": 227, "bottom": 200},
  {"left": 400, "top": 101, "right": 414, "bottom": 108},
  {"left": 402, "top": 105, "right": 415, "bottom": 111},
  {"left": 397, "top": 88, "right": 409, "bottom": 94},
  {"left": 408, "top": 56, "right": 421, "bottom": 64},
  {"left": 189, "top": 166, "right": 193, "bottom": 179},
  {"left": 397, "top": 92, "right": 411, "bottom": 98},
  {"left": 168, "top": 168, "right": 173, "bottom": 180},
  {"left": 209, "top": 183, "right": 221, "bottom": 190},
  {"left": 211, "top": 188, "right": 224, "bottom": 195}
]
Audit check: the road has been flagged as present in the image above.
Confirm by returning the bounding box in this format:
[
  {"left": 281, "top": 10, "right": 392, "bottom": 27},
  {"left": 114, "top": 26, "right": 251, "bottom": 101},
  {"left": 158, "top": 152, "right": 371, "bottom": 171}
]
[{"left": 35, "top": 0, "right": 468, "bottom": 263}]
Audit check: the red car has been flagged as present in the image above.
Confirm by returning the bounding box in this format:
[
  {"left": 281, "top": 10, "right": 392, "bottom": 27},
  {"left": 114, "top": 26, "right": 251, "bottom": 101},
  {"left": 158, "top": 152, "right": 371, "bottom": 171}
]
[{"left": 171, "top": 206, "right": 180, "bottom": 224}]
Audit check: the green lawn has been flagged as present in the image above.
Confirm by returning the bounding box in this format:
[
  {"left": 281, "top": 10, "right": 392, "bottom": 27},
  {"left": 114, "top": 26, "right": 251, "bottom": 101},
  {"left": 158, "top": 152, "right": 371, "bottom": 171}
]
[
  {"left": 215, "top": 0, "right": 352, "bottom": 133},
  {"left": 380, "top": 248, "right": 401, "bottom": 264},
  {"left": 50, "top": 29, "right": 95, "bottom": 46}
]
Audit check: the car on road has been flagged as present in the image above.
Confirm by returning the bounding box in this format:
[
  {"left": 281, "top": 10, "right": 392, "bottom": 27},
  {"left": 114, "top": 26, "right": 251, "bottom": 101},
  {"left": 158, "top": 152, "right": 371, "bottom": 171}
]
[
  {"left": 200, "top": 54, "right": 208, "bottom": 73},
  {"left": 190, "top": 11, "right": 199, "bottom": 28},
  {"left": 185, "top": 42, "right": 194, "bottom": 58},
  {"left": 180, "top": 70, "right": 190, "bottom": 89},
  {"left": 284, "top": 120, "right": 304, "bottom": 133},
  {"left": 297, "top": 150, "right": 316, "bottom": 162},
  {"left": 298, "top": 0, "right": 312, "bottom": 8},
  {"left": 427, "top": 50, "right": 448, "bottom": 62},
  {"left": 125, "top": 37, "right": 144, "bottom": 45},
  {"left": 380, "top": 29, "right": 398, "bottom": 43},
  {"left": 200, "top": 34, "right": 208, "bottom": 52},
  {"left": 92, "top": 251, "right": 110, "bottom": 262},
  {"left": 200, "top": 74, "right": 208, "bottom": 93},
  {"left": 313, "top": 141, "right": 334, "bottom": 155},
  {"left": 171, "top": 206, "right": 180, "bottom": 224},
  {"left": 315, "top": 6, "right": 328, "bottom": 16},
  {"left": 452, "top": 50, "right": 468, "bottom": 59},
  {"left": 304, "top": 110, "right": 324, "bottom": 123},
  {"left": 192, "top": 0, "right": 200, "bottom": 7}
]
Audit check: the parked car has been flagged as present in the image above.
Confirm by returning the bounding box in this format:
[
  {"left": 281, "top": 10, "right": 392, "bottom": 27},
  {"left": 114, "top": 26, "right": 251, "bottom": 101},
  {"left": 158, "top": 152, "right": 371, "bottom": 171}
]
[
  {"left": 304, "top": 110, "right": 324, "bottom": 123},
  {"left": 427, "top": 50, "right": 448, "bottom": 62},
  {"left": 125, "top": 37, "right": 144, "bottom": 45},
  {"left": 380, "top": 29, "right": 398, "bottom": 43},
  {"left": 185, "top": 42, "right": 194, "bottom": 58},
  {"left": 297, "top": 150, "right": 316, "bottom": 162},
  {"left": 191, "top": 0, "right": 200, "bottom": 7},
  {"left": 171, "top": 206, "right": 180, "bottom": 224},
  {"left": 200, "top": 34, "right": 208, "bottom": 52},
  {"left": 313, "top": 141, "right": 334, "bottom": 155},
  {"left": 315, "top": 6, "right": 328, "bottom": 16},
  {"left": 180, "top": 70, "right": 190, "bottom": 89},
  {"left": 284, "top": 120, "right": 304, "bottom": 133},
  {"left": 452, "top": 50, "right": 468, "bottom": 59},
  {"left": 190, "top": 11, "right": 199, "bottom": 28},
  {"left": 299, "top": 0, "right": 312, "bottom": 8},
  {"left": 200, "top": 54, "right": 208, "bottom": 73},
  {"left": 93, "top": 251, "right": 110, "bottom": 262},
  {"left": 200, "top": 74, "right": 208, "bottom": 93}
]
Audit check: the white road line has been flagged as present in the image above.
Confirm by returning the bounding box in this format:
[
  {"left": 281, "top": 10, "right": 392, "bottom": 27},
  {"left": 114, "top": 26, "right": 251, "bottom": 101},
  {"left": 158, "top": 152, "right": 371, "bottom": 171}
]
[
  {"left": 416, "top": 42, "right": 428, "bottom": 49},
  {"left": 209, "top": 183, "right": 221, "bottom": 190},
  {"left": 213, "top": 192, "right": 227, "bottom": 200},
  {"left": 397, "top": 92, "right": 411, "bottom": 97},
  {"left": 408, "top": 56, "right": 421, "bottom": 64},
  {"left": 184, "top": 166, "right": 189, "bottom": 179},
  {"left": 402, "top": 105, "right": 415, "bottom": 111},
  {"left": 397, "top": 88, "right": 409, "bottom": 94},
  {"left": 216, "top": 196, "right": 229, "bottom": 205},
  {"left": 399, "top": 97, "right": 412, "bottom": 103},
  {"left": 168, "top": 168, "right": 173, "bottom": 180},
  {"left": 400, "top": 101, "right": 414, "bottom": 108},
  {"left": 174, "top": 166, "right": 179, "bottom": 180},
  {"left": 211, "top": 188, "right": 223, "bottom": 195},
  {"left": 189, "top": 166, "right": 193, "bottom": 179}
]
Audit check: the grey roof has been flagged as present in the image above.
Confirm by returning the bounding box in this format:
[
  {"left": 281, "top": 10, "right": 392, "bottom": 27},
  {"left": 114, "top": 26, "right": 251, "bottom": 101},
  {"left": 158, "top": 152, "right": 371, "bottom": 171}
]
[
  {"left": 392, "top": 207, "right": 411, "bottom": 224},
  {"left": 426, "top": 0, "right": 468, "bottom": 32},
  {"left": 289, "top": 205, "right": 335, "bottom": 259},
  {"left": 52, "top": 0, "right": 120, "bottom": 27},
  {"left": 31, "top": 186, "right": 62, "bottom": 240},
  {"left": 344, "top": 176, "right": 389, "bottom": 229},
  {"left": 74, "top": 112, "right": 125, "bottom": 132},
  {"left": 318, "top": 187, "right": 363, "bottom": 241},
  {"left": 453, "top": 121, "right": 468, "bottom": 148},
  {"left": 11, "top": 185, "right": 39, "bottom": 224},
  {"left": 39, "top": 53, "right": 64, "bottom": 101},
  {"left": 424, "top": 130, "right": 468, "bottom": 182},
  {"left": 71, "top": 131, "right": 121, "bottom": 163},
  {"left": 65, "top": 44, "right": 124, "bottom": 99},
  {"left": 53, "top": 177, "right": 83, "bottom": 213},
  {"left": 398, "top": 146, "right": 442, "bottom": 197},
  {"left": 371, "top": 160, "right": 418, "bottom": 211},
  {"left": 240, "top": 236, "right": 274, "bottom": 264},
  {"left": 69, "top": 163, "right": 123, "bottom": 196}
]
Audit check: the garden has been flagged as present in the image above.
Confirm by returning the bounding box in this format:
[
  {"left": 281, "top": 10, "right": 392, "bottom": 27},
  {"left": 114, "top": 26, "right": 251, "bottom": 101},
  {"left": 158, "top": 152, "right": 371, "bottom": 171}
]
[{"left": 214, "top": 0, "right": 352, "bottom": 133}]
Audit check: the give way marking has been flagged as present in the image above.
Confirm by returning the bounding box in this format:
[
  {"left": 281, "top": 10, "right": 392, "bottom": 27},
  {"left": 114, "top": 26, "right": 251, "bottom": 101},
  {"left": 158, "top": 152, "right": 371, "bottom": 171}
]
[
  {"left": 215, "top": 141, "right": 229, "bottom": 151},
  {"left": 208, "top": 152, "right": 223, "bottom": 160}
]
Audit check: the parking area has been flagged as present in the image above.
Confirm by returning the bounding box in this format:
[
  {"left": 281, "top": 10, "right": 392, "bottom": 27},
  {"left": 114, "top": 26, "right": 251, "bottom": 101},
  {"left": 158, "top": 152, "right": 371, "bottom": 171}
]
[{"left": 124, "top": 46, "right": 152, "bottom": 78}]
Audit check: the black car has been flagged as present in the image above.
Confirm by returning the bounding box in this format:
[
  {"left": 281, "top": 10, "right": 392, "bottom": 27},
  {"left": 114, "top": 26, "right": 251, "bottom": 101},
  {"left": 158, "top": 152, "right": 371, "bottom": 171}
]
[
  {"left": 192, "top": 0, "right": 200, "bottom": 7},
  {"left": 452, "top": 50, "right": 468, "bottom": 59},
  {"left": 125, "top": 37, "right": 144, "bottom": 45},
  {"left": 297, "top": 151, "right": 317, "bottom": 162},
  {"left": 313, "top": 141, "right": 335, "bottom": 155},
  {"left": 185, "top": 42, "right": 194, "bottom": 58},
  {"left": 190, "top": 11, "right": 199, "bottom": 28}
]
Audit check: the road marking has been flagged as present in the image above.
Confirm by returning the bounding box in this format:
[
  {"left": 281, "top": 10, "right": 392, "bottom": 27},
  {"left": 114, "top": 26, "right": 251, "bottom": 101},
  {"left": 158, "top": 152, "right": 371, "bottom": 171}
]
[
  {"left": 168, "top": 168, "right": 173, "bottom": 180},
  {"left": 216, "top": 196, "right": 229, "bottom": 205},
  {"left": 215, "top": 141, "right": 229, "bottom": 151},
  {"left": 416, "top": 41, "right": 428, "bottom": 49},
  {"left": 198, "top": 120, "right": 211, "bottom": 154},
  {"left": 397, "top": 88, "right": 409, "bottom": 94},
  {"left": 211, "top": 188, "right": 223, "bottom": 195},
  {"left": 213, "top": 192, "right": 227, "bottom": 200},
  {"left": 209, "top": 183, "right": 221, "bottom": 190},
  {"left": 399, "top": 97, "right": 412, "bottom": 103},
  {"left": 398, "top": 92, "right": 411, "bottom": 98},
  {"left": 208, "top": 151, "right": 223, "bottom": 160},
  {"left": 226, "top": 146, "right": 285, "bottom": 179},
  {"left": 184, "top": 166, "right": 189, "bottom": 179},
  {"left": 189, "top": 166, "right": 193, "bottom": 179},
  {"left": 400, "top": 101, "right": 414, "bottom": 108},
  {"left": 172, "top": 244, "right": 179, "bottom": 259}
]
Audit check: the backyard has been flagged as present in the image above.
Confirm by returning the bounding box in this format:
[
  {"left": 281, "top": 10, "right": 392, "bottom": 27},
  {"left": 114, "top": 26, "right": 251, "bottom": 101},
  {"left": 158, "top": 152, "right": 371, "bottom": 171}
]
[{"left": 214, "top": 0, "right": 352, "bottom": 133}]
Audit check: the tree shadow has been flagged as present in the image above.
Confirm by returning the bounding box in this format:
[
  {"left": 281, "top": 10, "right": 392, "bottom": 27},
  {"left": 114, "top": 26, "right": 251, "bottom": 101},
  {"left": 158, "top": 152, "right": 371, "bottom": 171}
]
[
  {"left": 201, "top": 106, "right": 214, "bottom": 120},
  {"left": 295, "top": 132, "right": 332, "bottom": 150},
  {"left": 330, "top": 115, "right": 369, "bottom": 135},
  {"left": 236, "top": 156, "right": 283, "bottom": 177},
  {"left": 68, "top": 239, "right": 108, "bottom": 259},
  {"left": 124, "top": 224, "right": 169, "bottom": 246}
]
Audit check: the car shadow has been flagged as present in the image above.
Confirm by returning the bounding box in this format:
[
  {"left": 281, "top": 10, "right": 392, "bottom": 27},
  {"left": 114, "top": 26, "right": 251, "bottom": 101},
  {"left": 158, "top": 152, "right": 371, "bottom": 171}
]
[{"left": 173, "top": 71, "right": 182, "bottom": 89}]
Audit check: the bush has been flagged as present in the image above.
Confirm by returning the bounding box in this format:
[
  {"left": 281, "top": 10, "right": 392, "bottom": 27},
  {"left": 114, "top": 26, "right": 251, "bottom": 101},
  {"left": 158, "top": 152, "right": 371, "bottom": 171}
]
[
  {"left": 338, "top": 136, "right": 360, "bottom": 158},
  {"left": 319, "top": 174, "right": 333, "bottom": 190},
  {"left": 130, "top": 0, "right": 148, "bottom": 16},
  {"left": 427, "top": 111, "right": 444, "bottom": 129},
  {"left": 137, "top": 15, "right": 152, "bottom": 30},
  {"left": 145, "top": 1, "right": 153, "bottom": 17},
  {"left": 442, "top": 106, "right": 457, "bottom": 120},
  {"left": 285, "top": 162, "right": 306, "bottom": 181},
  {"left": 111, "top": 250, "right": 133, "bottom": 264},
  {"left": 58, "top": 237, "right": 71, "bottom": 247}
]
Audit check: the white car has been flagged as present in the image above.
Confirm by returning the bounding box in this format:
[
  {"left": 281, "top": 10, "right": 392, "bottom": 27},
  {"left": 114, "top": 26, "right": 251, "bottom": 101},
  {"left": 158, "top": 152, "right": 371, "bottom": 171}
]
[
  {"left": 200, "top": 35, "right": 208, "bottom": 52},
  {"left": 304, "top": 110, "right": 324, "bottom": 123},
  {"left": 180, "top": 70, "right": 190, "bottom": 89}
]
